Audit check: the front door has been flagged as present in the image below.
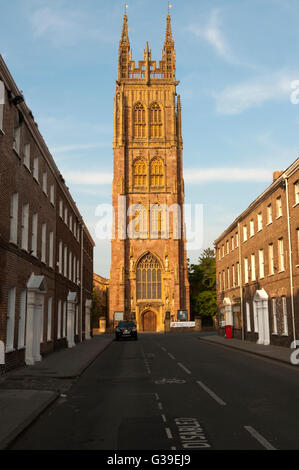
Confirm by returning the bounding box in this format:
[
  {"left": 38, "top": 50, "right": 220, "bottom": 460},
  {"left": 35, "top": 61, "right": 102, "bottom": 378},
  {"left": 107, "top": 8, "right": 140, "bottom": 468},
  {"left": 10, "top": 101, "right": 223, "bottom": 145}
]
[{"left": 143, "top": 311, "right": 156, "bottom": 332}]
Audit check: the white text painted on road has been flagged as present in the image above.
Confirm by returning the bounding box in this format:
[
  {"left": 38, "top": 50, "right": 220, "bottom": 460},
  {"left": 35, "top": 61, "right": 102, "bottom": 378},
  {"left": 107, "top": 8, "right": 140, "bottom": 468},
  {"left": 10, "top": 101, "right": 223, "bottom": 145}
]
[{"left": 175, "top": 418, "right": 211, "bottom": 449}]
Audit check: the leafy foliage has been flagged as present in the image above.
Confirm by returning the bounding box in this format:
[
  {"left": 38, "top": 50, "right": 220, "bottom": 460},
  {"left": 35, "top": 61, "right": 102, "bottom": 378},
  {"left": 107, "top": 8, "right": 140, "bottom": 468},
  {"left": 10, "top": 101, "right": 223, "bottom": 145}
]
[{"left": 189, "top": 248, "right": 217, "bottom": 317}]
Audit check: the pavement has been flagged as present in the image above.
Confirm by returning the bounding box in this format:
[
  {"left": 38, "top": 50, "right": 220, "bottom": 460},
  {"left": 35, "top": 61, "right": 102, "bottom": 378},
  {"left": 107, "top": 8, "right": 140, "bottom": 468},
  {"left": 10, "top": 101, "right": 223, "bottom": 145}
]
[
  {"left": 0, "top": 335, "right": 113, "bottom": 450},
  {"left": 198, "top": 332, "right": 295, "bottom": 366}
]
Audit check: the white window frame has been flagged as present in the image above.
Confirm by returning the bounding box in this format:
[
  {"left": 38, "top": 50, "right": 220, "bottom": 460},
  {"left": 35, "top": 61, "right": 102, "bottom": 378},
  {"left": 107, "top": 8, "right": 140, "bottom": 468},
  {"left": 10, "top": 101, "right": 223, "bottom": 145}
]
[
  {"left": 50, "top": 185, "right": 55, "bottom": 206},
  {"left": 231, "top": 236, "right": 234, "bottom": 251},
  {"left": 249, "top": 219, "right": 254, "bottom": 237},
  {"left": 244, "top": 258, "right": 249, "bottom": 284},
  {"left": 42, "top": 171, "right": 48, "bottom": 195},
  {"left": 41, "top": 223, "right": 47, "bottom": 263},
  {"left": 276, "top": 196, "right": 282, "bottom": 218},
  {"left": 295, "top": 181, "right": 299, "bottom": 205},
  {"left": 31, "top": 213, "right": 38, "bottom": 257},
  {"left": 64, "top": 246, "right": 68, "bottom": 278},
  {"left": 21, "top": 203, "right": 29, "bottom": 251},
  {"left": 272, "top": 298, "right": 278, "bottom": 335},
  {"left": 227, "top": 267, "right": 230, "bottom": 289},
  {"left": 278, "top": 238, "right": 285, "bottom": 271},
  {"left": 257, "top": 212, "right": 263, "bottom": 231},
  {"left": 259, "top": 249, "right": 264, "bottom": 278},
  {"left": 0, "top": 79, "right": 4, "bottom": 132},
  {"left": 251, "top": 254, "right": 256, "bottom": 281},
  {"left": 267, "top": 204, "right": 272, "bottom": 224},
  {"left": 243, "top": 225, "right": 247, "bottom": 242},
  {"left": 63, "top": 301, "right": 67, "bottom": 337},
  {"left": 24, "top": 143, "right": 30, "bottom": 170},
  {"left": 10, "top": 192, "right": 19, "bottom": 244},
  {"left": 33, "top": 157, "right": 39, "bottom": 182},
  {"left": 69, "top": 251, "right": 72, "bottom": 281},
  {"left": 6, "top": 287, "right": 16, "bottom": 352},
  {"left": 18, "top": 289, "right": 27, "bottom": 349},
  {"left": 236, "top": 262, "right": 240, "bottom": 286},
  {"left": 49, "top": 231, "right": 54, "bottom": 268},
  {"left": 59, "top": 241, "right": 63, "bottom": 274},
  {"left": 268, "top": 243, "right": 274, "bottom": 275},
  {"left": 47, "top": 297, "right": 52, "bottom": 341},
  {"left": 246, "top": 302, "right": 251, "bottom": 332},
  {"left": 232, "top": 264, "right": 235, "bottom": 287},
  {"left": 59, "top": 199, "right": 63, "bottom": 218},
  {"left": 13, "top": 126, "right": 21, "bottom": 155},
  {"left": 57, "top": 300, "right": 62, "bottom": 339}
]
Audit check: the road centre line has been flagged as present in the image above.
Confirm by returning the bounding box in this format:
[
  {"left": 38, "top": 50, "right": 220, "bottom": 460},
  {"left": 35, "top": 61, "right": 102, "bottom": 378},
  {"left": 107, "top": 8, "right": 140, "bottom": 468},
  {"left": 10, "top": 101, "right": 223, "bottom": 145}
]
[
  {"left": 196, "top": 380, "right": 227, "bottom": 406},
  {"left": 155, "top": 393, "right": 160, "bottom": 401},
  {"left": 158, "top": 402, "right": 163, "bottom": 410},
  {"left": 161, "top": 414, "right": 167, "bottom": 423},
  {"left": 165, "top": 427, "right": 173, "bottom": 439},
  {"left": 177, "top": 362, "right": 192, "bottom": 375},
  {"left": 244, "top": 426, "right": 276, "bottom": 450},
  {"left": 168, "top": 353, "right": 176, "bottom": 360}
]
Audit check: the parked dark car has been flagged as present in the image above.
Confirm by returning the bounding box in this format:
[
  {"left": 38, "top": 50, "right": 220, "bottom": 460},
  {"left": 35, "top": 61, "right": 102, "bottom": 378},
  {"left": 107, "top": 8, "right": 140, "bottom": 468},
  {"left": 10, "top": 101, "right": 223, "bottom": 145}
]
[{"left": 115, "top": 321, "right": 138, "bottom": 341}]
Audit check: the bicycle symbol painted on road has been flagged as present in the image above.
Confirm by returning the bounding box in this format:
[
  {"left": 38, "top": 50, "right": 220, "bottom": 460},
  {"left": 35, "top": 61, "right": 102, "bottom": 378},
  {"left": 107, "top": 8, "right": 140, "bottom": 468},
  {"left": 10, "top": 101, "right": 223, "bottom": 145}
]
[{"left": 154, "top": 378, "right": 186, "bottom": 384}]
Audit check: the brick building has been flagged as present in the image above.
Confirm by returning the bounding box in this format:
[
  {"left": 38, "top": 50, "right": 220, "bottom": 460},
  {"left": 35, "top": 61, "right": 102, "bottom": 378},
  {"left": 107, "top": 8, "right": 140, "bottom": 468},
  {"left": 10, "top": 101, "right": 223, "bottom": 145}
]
[
  {"left": 0, "top": 55, "right": 94, "bottom": 373},
  {"left": 215, "top": 159, "right": 299, "bottom": 347},
  {"left": 109, "top": 14, "right": 190, "bottom": 332},
  {"left": 93, "top": 273, "right": 109, "bottom": 334}
]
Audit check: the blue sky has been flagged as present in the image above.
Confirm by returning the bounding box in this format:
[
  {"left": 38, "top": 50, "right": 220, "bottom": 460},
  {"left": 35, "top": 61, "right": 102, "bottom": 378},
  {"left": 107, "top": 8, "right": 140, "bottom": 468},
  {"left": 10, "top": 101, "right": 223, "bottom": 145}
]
[{"left": 1, "top": 0, "right": 299, "bottom": 277}]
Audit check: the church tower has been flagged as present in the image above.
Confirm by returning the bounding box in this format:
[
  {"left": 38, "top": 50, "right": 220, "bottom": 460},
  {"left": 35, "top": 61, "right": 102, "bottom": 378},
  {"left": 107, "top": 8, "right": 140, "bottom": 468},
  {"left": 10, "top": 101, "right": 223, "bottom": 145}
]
[{"left": 109, "top": 13, "right": 190, "bottom": 332}]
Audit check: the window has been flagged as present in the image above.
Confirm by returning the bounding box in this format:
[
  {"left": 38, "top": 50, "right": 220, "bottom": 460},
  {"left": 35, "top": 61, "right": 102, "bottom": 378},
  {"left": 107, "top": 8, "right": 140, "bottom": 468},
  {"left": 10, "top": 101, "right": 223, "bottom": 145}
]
[
  {"left": 18, "top": 290, "right": 26, "bottom": 349},
  {"left": 282, "top": 297, "right": 288, "bottom": 335},
  {"left": 75, "top": 306, "right": 79, "bottom": 335},
  {"left": 63, "top": 301, "right": 67, "bottom": 337},
  {"left": 42, "top": 171, "right": 48, "bottom": 195},
  {"left": 267, "top": 204, "right": 272, "bottom": 224},
  {"left": 21, "top": 203, "right": 29, "bottom": 251},
  {"left": 70, "top": 215, "right": 73, "bottom": 232},
  {"left": 249, "top": 219, "right": 254, "bottom": 237},
  {"left": 297, "top": 228, "right": 299, "bottom": 264},
  {"left": 0, "top": 79, "right": 4, "bottom": 131},
  {"left": 227, "top": 267, "right": 230, "bottom": 288},
  {"left": 257, "top": 212, "right": 263, "bottom": 231},
  {"left": 150, "top": 158, "right": 164, "bottom": 187},
  {"left": 232, "top": 264, "right": 235, "bottom": 287},
  {"left": 49, "top": 231, "right": 54, "bottom": 268},
  {"left": 64, "top": 246, "right": 68, "bottom": 277},
  {"left": 276, "top": 196, "right": 282, "bottom": 218},
  {"left": 31, "top": 213, "right": 38, "bottom": 257},
  {"left": 59, "top": 199, "right": 63, "bottom": 218},
  {"left": 218, "top": 248, "right": 221, "bottom": 260},
  {"left": 236, "top": 232, "right": 239, "bottom": 248},
  {"left": 243, "top": 225, "right": 248, "bottom": 242},
  {"left": 10, "top": 192, "right": 19, "bottom": 244},
  {"left": 13, "top": 126, "right": 21, "bottom": 155},
  {"left": 226, "top": 240, "right": 229, "bottom": 255},
  {"left": 134, "top": 102, "right": 146, "bottom": 138},
  {"left": 41, "top": 223, "right": 46, "bottom": 263},
  {"left": 244, "top": 258, "right": 249, "bottom": 283},
  {"left": 134, "top": 159, "right": 147, "bottom": 187},
  {"left": 69, "top": 251, "right": 72, "bottom": 281},
  {"left": 222, "top": 244, "right": 224, "bottom": 257},
  {"left": 6, "top": 287, "right": 16, "bottom": 352},
  {"left": 246, "top": 302, "right": 251, "bottom": 332},
  {"left": 278, "top": 238, "right": 285, "bottom": 271},
  {"left": 268, "top": 243, "right": 274, "bottom": 275},
  {"left": 251, "top": 254, "right": 256, "bottom": 281},
  {"left": 59, "top": 241, "right": 63, "bottom": 274},
  {"left": 236, "top": 262, "right": 240, "bottom": 286},
  {"left": 259, "top": 249, "right": 264, "bottom": 278},
  {"left": 33, "top": 157, "right": 39, "bottom": 182},
  {"left": 64, "top": 207, "right": 68, "bottom": 225},
  {"left": 219, "top": 272, "right": 222, "bottom": 291},
  {"left": 150, "top": 204, "right": 168, "bottom": 239},
  {"left": 223, "top": 270, "right": 226, "bottom": 291},
  {"left": 77, "top": 259, "right": 80, "bottom": 284},
  {"left": 24, "top": 144, "right": 30, "bottom": 170},
  {"left": 50, "top": 185, "right": 55, "bottom": 205},
  {"left": 47, "top": 297, "right": 52, "bottom": 341},
  {"left": 150, "top": 102, "right": 162, "bottom": 138},
  {"left": 231, "top": 236, "right": 234, "bottom": 251},
  {"left": 295, "top": 181, "right": 299, "bottom": 205},
  {"left": 57, "top": 300, "right": 62, "bottom": 339},
  {"left": 73, "top": 256, "right": 76, "bottom": 283},
  {"left": 136, "top": 253, "right": 161, "bottom": 300},
  {"left": 272, "top": 299, "right": 278, "bottom": 335}
]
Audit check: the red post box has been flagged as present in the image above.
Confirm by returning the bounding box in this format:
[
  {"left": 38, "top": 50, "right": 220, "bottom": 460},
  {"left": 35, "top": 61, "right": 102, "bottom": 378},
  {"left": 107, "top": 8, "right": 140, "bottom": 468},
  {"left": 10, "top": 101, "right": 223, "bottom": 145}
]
[{"left": 225, "top": 325, "right": 232, "bottom": 339}]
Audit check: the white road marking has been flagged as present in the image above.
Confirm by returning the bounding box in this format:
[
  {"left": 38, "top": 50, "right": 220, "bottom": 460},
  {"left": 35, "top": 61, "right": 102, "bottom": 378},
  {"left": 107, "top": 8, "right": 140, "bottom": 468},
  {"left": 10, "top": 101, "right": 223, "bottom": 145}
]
[
  {"left": 158, "top": 402, "right": 163, "bottom": 410},
  {"left": 196, "top": 380, "right": 227, "bottom": 406},
  {"left": 168, "top": 353, "right": 175, "bottom": 360},
  {"left": 155, "top": 393, "right": 160, "bottom": 401},
  {"left": 177, "top": 362, "right": 191, "bottom": 375},
  {"left": 244, "top": 426, "right": 276, "bottom": 450},
  {"left": 161, "top": 414, "right": 167, "bottom": 423},
  {"left": 161, "top": 346, "right": 167, "bottom": 352},
  {"left": 165, "top": 427, "right": 173, "bottom": 439},
  {"left": 171, "top": 446, "right": 177, "bottom": 450}
]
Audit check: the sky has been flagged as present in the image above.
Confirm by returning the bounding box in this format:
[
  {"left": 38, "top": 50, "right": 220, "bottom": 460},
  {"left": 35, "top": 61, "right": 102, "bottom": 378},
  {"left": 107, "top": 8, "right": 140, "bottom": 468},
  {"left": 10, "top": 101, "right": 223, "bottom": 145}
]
[{"left": 1, "top": 0, "right": 299, "bottom": 277}]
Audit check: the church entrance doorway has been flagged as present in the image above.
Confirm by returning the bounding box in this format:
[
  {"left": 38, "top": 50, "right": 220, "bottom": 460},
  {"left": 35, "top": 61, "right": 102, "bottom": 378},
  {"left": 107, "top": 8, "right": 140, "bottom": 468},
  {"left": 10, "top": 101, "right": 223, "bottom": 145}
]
[{"left": 143, "top": 310, "right": 156, "bottom": 332}]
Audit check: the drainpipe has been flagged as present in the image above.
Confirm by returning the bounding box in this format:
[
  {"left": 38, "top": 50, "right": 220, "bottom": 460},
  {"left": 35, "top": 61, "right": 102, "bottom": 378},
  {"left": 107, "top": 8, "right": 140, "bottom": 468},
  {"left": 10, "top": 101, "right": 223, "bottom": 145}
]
[
  {"left": 238, "top": 222, "right": 244, "bottom": 341},
  {"left": 284, "top": 176, "right": 296, "bottom": 346}
]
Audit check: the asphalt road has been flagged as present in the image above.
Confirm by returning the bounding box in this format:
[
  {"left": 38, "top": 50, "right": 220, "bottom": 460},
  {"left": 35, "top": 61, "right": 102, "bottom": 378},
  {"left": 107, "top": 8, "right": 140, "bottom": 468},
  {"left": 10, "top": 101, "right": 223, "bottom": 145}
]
[{"left": 9, "top": 333, "right": 299, "bottom": 450}]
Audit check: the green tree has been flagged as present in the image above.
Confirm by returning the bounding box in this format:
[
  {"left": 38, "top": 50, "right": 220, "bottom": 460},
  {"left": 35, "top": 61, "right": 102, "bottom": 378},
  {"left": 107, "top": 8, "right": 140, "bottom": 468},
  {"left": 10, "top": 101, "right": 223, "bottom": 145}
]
[{"left": 188, "top": 248, "right": 217, "bottom": 318}]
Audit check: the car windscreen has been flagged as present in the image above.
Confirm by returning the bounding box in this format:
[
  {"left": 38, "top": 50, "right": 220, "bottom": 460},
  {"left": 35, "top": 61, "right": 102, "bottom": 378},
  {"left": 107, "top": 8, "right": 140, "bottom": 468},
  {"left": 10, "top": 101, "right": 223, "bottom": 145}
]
[{"left": 117, "top": 322, "right": 135, "bottom": 328}]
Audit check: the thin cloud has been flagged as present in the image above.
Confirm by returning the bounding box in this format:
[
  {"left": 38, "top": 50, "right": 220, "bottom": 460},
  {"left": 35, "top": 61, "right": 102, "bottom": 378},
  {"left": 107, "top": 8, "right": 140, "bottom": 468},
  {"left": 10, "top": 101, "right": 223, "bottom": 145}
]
[
  {"left": 184, "top": 168, "right": 272, "bottom": 184},
  {"left": 50, "top": 143, "right": 110, "bottom": 153},
  {"left": 64, "top": 171, "right": 113, "bottom": 185},
  {"left": 187, "top": 9, "right": 234, "bottom": 63},
  {"left": 214, "top": 70, "right": 296, "bottom": 115}
]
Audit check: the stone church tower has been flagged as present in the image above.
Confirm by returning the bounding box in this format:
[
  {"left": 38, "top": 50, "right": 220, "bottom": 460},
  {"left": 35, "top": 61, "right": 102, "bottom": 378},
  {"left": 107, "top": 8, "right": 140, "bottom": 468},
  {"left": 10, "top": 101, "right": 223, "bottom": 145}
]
[{"left": 109, "top": 13, "right": 190, "bottom": 332}]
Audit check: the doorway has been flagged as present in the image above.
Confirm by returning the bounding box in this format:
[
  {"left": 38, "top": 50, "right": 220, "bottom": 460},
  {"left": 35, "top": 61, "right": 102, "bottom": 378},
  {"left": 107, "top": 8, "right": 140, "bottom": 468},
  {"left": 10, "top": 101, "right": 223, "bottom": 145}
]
[{"left": 143, "top": 311, "right": 156, "bottom": 332}]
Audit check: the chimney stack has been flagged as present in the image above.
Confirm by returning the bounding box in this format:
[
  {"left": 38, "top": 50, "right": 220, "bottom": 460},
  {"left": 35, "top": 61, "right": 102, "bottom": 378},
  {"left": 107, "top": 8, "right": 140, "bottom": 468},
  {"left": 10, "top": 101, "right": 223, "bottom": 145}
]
[{"left": 273, "top": 170, "right": 283, "bottom": 182}]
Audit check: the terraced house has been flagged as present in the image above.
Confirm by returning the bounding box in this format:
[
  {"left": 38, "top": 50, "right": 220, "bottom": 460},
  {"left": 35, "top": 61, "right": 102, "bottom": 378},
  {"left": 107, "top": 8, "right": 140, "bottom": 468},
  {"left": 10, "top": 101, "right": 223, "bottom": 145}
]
[
  {"left": 0, "top": 55, "right": 95, "bottom": 373},
  {"left": 215, "top": 159, "right": 299, "bottom": 347}
]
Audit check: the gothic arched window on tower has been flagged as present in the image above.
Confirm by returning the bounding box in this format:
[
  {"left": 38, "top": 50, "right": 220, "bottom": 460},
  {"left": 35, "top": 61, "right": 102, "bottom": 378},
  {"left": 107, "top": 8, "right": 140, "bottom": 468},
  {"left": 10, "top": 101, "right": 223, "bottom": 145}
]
[
  {"left": 133, "top": 158, "right": 147, "bottom": 187},
  {"left": 150, "top": 158, "right": 164, "bottom": 187},
  {"left": 150, "top": 103, "right": 163, "bottom": 138},
  {"left": 133, "top": 102, "right": 146, "bottom": 138},
  {"left": 136, "top": 253, "right": 162, "bottom": 300}
]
